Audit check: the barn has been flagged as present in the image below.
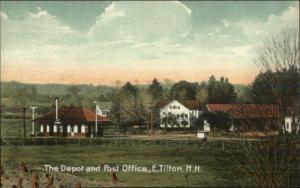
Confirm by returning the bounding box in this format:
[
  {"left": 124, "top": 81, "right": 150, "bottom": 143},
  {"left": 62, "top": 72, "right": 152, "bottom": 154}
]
[
  {"left": 206, "top": 104, "right": 282, "bottom": 131},
  {"left": 36, "top": 105, "right": 110, "bottom": 137}
]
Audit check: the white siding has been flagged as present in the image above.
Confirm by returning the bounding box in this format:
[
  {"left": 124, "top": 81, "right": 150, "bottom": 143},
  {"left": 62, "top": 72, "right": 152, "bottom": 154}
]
[
  {"left": 159, "top": 100, "right": 200, "bottom": 128},
  {"left": 285, "top": 117, "right": 292, "bottom": 133},
  {"left": 284, "top": 117, "right": 299, "bottom": 133}
]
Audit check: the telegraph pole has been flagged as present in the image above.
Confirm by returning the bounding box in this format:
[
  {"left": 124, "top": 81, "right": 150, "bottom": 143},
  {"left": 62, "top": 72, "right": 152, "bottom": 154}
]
[
  {"left": 21, "top": 107, "right": 27, "bottom": 138},
  {"left": 30, "top": 106, "right": 37, "bottom": 135},
  {"left": 94, "top": 101, "right": 99, "bottom": 137}
]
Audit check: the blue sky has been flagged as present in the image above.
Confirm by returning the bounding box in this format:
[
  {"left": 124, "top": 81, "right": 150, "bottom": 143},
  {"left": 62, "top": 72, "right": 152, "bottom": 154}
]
[{"left": 1, "top": 1, "right": 299, "bottom": 85}]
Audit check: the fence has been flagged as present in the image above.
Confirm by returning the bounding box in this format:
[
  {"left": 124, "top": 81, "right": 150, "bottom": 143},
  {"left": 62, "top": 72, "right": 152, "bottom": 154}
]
[{"left": 0, "top": 136, "right": 264, "bottom": 153}]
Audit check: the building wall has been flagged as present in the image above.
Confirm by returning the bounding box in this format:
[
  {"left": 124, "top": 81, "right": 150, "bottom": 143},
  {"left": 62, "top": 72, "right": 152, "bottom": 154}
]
[
  {"left": 159, "top": 100, "right": 201, "bottom": 129},
  {"left": 39, "top": 123, "right": 102, "bottom": 137}
]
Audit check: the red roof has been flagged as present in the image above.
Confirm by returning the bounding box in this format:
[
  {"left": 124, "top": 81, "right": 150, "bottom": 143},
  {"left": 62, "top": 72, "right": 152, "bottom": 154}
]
[
  {"left": 206, "top": 104, "right": 281, "bottom": 119},
  {"left": 37, "top": 106, "right": 110, "bottom": 124}
]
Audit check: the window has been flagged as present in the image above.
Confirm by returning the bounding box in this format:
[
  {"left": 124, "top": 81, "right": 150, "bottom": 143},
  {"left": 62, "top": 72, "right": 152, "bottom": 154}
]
[
  {"left": 178, "top": 106, "right": 180, "bottom": 109},
  {"left": 59, "top": 126, "right": 63, "bottom": 132},
  {"left": 81, "top": 125, "right": 85, "bottom": 133},
  {"left": 40, "top": 125, "right": 44, "bottom": 132},
  {"left": 74, "top": 125, "right": 78, "bottom": 133},
  {"left": 46, "top": 125, "right": 50, "bottom": 133},
  {"left": 53, "top": 125, "right": 57, "bottom": 133},
  {"left": 67, "top": 125, "right": 71, "bottom": 133}
]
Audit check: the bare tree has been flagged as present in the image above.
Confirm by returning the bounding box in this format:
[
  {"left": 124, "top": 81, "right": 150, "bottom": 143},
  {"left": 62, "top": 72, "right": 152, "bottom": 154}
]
[
  {"left": 253, "top": 27, "right": 299, "bottom": 117},
  {"left": 236, "top": 27, "right": 299, "bottom": 187}
]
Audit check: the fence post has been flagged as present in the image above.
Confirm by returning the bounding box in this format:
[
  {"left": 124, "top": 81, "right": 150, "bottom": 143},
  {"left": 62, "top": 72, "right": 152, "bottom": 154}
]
[{"left": 248, "top": 141, "right": 251, "bottom": 151}]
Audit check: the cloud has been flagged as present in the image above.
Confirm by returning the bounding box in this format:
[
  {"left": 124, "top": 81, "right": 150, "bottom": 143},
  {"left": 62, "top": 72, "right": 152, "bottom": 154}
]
[
  {"left": 89, "top": 1, "right": 192, "bottom": 42},
  {"left": 237, "top": 2, "right": 299, "bottom": 38},
  {"left": 2, "top": 7, "right": 86, "bottom": 48},
  {"left": 22, "top": 7, "right": 74, "bottom": 35},
  {"left": 1, "top": 7, "right": 89, "bottom": 65},
  {"left": 0, "top": 11, "right": 8, "bottom": 20},
  {"left": 222, "top": 19, "right": 229, "bottom": 27}
]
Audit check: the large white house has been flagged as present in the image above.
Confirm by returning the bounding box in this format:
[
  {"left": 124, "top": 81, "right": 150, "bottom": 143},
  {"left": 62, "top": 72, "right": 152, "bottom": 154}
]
[{"left": 158, "top": 100, "right": 203, "bottom": 129}]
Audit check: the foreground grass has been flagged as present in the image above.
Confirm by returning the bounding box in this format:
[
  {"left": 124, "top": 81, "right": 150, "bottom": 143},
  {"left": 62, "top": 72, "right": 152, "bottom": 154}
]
[{"left": 1, "top": 144, "right": 247, "bottom": 187}]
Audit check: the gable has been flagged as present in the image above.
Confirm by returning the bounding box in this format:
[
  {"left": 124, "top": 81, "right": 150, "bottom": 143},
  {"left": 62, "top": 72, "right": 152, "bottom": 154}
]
[{"left": 160, "top": 100, "right": 189, "bottom": 111}]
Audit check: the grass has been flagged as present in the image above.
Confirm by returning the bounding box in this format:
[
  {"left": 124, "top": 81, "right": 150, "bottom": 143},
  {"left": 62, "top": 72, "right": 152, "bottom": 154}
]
[
  {"left": 1, "top": 144, "right": 247, "bottom": 187},
  {"left": 1, "top": 118, "right": 33, "bottom": 137},
  {"left": 1, "top": 118, "right": 249, "bottom": 187}
]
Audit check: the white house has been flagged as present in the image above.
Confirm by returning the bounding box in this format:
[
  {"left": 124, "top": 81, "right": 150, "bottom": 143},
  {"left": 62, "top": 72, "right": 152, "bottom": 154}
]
[
  {"left": 97, "top": 102, "right": 112, "bottom": 117},
  {"left": 158, "top": 100, "right": 203, "bottom": 129}
]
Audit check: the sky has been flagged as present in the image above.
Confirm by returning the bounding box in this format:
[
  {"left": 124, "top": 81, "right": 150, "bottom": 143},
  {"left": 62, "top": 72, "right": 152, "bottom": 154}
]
[{"left": 0, "top": 1, "right": 299, "bottom": 85}]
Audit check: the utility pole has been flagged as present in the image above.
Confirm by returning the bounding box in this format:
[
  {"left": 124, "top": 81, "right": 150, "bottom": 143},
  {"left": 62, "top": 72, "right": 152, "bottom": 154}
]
[
  {"left": 49, "top": 95, "right": 60, "bottom": 122},
  {"left": 50, "top": 95, "right": 61, "bottom": 136},
  {"left": 30, "top": 106, "right": 37, "bottom": 135},
  {"left": 21, "top": 107, "right": 27, "bottom": 138},
  {"left": 94, "top": 101, "right": 99, "bottom": 137},
  {"left": 150, "top": 104, "right": 153, "bottom": 135}
]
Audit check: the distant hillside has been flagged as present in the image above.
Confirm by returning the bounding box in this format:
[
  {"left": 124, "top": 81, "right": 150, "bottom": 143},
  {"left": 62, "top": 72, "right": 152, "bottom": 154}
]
[{"left": 1, "top": 81, "right": 115, "bottom": 96}]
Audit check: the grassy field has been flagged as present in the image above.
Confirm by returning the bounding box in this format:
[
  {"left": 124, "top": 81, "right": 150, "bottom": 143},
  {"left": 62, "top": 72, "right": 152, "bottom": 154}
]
[
  {"left": 1, "top": 118, "right": 33, "bottom": 137},
  {"left": 1, "top": 118, "right": 250, "bottom": 187},
  {"left": 1, "top": 144, "right": 248, "bottom": 187}
]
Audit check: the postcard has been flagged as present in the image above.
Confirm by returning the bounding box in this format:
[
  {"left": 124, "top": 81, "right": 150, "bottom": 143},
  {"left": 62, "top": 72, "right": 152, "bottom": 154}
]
[{"left": 1, "top": 1, "right": 299, "bottom": 187}]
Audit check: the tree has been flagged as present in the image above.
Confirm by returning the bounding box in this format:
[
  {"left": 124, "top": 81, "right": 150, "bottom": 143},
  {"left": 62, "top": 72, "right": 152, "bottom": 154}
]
[
  {"left": 237, "top": 27, "right": 299, "bottom": 187},
  {"left": 195, "top": 88, "right": 208, "bottom": 104},
  {"left": 121, "top": 82, "right": 138, "bottom": 97},
  {"left": 13, "top": 87, "right": 29, "bottom": 107},
  {"left": 207, "top": 76, "right": 237, "bottom": 103},
  {"left": 30, "top": 85, "right": 38, "bottom": 101},
  {"left": 148, "top": 79, "right": 163, "bottom": 100},
  {"left": 202, "top": 111, "right": 231, "bottom": 131},
  {"left": 251, "top": 67, "right": 300, "bottom": 113},
  {"left": 169, "top": 80, "right": 198, "bottom": 100},
  {"left": 112, "top": 82, "right": 150, "bottom": 129},
  {"left": 67, "top": 86, "right": 81, "bottom": 96},
  {"left": 235, "top": 84, "right": 252, "bottom": 103}
]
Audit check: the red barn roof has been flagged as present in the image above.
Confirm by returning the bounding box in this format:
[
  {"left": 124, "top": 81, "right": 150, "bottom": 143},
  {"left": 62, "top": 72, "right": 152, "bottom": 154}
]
[
  {"left": 206, "top": 104, "right": 281, "bottom": 119},
  {"left": 37, "top": 106, "right": 110, "bottom": 124}
]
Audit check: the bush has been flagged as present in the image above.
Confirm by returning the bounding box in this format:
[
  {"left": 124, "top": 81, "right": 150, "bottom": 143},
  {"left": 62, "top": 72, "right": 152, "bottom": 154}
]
[{"left": 202, "top": 111, "right": 231, "bottom": 131}]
